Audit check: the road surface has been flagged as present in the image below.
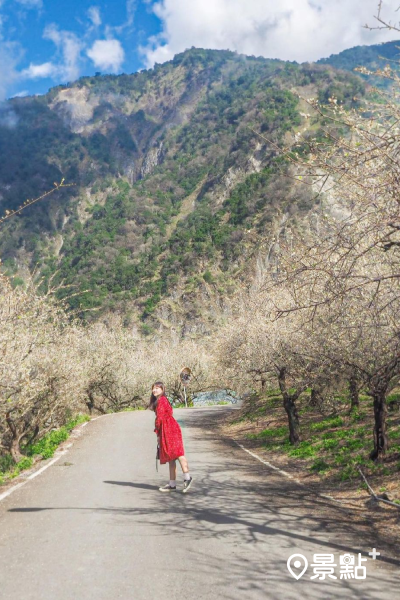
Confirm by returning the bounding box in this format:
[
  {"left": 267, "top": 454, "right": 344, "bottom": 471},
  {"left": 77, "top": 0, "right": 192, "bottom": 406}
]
[{"left": 0, "top": 406, "right": 399, "bottom": 599}]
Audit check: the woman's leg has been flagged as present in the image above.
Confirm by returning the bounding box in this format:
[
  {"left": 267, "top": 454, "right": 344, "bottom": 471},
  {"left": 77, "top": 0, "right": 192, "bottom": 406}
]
[
  {"left": 178, "top": 455, "right": 192, "bottom": 491},
  {"left": 169, "top": 459, "right": 177, "bottom": 480},
  {"left": 177, "top": 455, "right": 189, "bottom": 474}
]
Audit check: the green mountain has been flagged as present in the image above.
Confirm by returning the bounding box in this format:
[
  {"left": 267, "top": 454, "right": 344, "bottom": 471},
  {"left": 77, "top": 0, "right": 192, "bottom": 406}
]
[
  {"left": 318, "top": 39, "right": 400, "bottom": 80},
  {"left": 0, "top": 48, "right": 366, "bottom": 334}
]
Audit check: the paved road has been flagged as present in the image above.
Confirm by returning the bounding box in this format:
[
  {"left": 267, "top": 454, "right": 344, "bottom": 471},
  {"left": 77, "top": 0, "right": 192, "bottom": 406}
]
[{"left": 0, "top": 406, "right": 399, "bottom": 600}]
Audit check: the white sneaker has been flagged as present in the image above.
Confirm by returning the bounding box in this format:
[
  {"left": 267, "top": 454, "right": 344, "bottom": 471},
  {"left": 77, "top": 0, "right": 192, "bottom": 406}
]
[
  {"left": 159, "top": 483, "right": 177, "bottom": 492},
  {"left": 182, "top": 477, "right": 193, "bottom": 493}
]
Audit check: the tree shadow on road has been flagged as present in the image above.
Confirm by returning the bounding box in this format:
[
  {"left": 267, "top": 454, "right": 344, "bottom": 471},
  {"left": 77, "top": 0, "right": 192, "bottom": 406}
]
[{"left": 7, "top": 406, "right": 400, "bottom": 599}]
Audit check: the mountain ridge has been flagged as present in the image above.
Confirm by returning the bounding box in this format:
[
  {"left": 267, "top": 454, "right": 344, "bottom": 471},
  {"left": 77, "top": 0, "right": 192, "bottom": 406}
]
[
  {"left": 0, "top": 46, "right": 372, "bottom": 335},
  {"left": 317, "top": 38, "right": 400, "bottom": 82}
]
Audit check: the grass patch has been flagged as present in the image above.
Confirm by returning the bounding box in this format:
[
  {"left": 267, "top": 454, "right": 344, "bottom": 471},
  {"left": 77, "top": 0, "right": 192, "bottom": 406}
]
[
  {"left": 350, "top": 410, "right": 367, "bottom": 422},
  {"left": 310, "top": 458, "right": 330, "bottom": 473},
  {"left": 26, "top": 414, "right": 90, "bottom": 459},
  {"left": 0, "top": 413, "right": 90, "bottom": 486},
  {"left": 230, "top": 389, "right": 400, "bottom": 491},
  {"left": 288, "top": 441, "right": 317, "bottom": 458},
  {"left": 0, "top": 456, "right": 34, "bottom": 485},
  {"left": 339, "top": 464, "right": 360, "bottom": 481},
  {"left": 309, "top": 416, "right": 344, "bottom": 432},
  {"left": 321, "top": 438, "right": 340, "bottom": 451},
  {"left": 388, "top": 426, "right": 400, "bottom": 440},
  {"left": 246, "top": 425, "right": 288, "bottom": 441}
]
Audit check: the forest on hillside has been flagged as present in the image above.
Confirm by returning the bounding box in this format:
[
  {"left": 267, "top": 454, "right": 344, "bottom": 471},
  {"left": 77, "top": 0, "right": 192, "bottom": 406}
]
[{"left": 0, "top": 49, "right": 365, "bottom": 332}]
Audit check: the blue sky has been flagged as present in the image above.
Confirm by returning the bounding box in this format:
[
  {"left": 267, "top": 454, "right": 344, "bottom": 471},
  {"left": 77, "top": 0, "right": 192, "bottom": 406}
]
[
  {"left": 1, "top": 0, "right": 399, "bottom": 99},
  {"left": 2, "top": 0, "right": 162, "bottom": 98}
]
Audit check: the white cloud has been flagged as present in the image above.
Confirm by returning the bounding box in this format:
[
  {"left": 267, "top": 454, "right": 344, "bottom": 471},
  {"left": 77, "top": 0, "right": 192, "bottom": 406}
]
[
  {"left": 43, "top": 24, "right": 83, "bottom": 81},
  {"left": 87, "top": 39, "right": 125, "bottom": 72},
  {"left": 0, "top": 40, "right": 22, "bottom": 100},
  {"left": 112, "top": 0, "right": 136, "bottom": 35},
  {"left": 142, "top": 0, "right": 400, "bottom": 66},
  {"left": 87, "top": 6, "right": 101, "bottom": 28},
  {"left": 11, "top": 90, "right": 28, "bottom": 97},
  {"left": 21, "top": 61, "right": 55, "bottom": 78},
  {"left": 0, "top": 103, "right": 18, "bottom": 127}
]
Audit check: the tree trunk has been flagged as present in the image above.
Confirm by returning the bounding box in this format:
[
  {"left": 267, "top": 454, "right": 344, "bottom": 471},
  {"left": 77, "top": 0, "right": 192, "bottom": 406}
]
[
  {"left": 278, "top": 367, "right": 300, "bottom": 445},
  {"left": 10, "top": 438, "right": 24, "bottom": 463},
  {"left": 85, "top": 390, "right": 106, "bottom": 415},
  {"left": 283, "top": 395, "right": 300, "bottom": 445},
  {"left": 86, "top": 390, "right": 95, "bottom": 415},
  {"left": 369, "top": 389, "right": 389, "bottom": 461},
  {"left": 310, "top": 388, "right": 318, "bottom": 406},
  {"left": 25, "top": 424, "right": 40, "bottom": 447},
  {"left": 5, "top": 410, "right": 24, "bottom": 463},
  {"left": 349, "top": 375, "right": 359, "bottom": 410}
]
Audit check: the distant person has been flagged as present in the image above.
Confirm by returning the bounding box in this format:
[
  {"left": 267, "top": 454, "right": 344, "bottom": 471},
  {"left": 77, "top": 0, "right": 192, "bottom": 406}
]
[{"left": 148, "top": 381, "right": 193, "bottom": 493}]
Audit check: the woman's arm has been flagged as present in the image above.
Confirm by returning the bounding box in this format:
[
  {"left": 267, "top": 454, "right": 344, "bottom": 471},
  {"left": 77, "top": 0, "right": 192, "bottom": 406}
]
[{"left": 154, "top": 396, "right": 170, "bottom": 434}]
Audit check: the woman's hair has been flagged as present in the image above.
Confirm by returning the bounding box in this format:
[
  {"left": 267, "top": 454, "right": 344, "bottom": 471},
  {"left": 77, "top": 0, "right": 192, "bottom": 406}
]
[{"left": 147, "top": 381, "right": 166, "bottom": 411}]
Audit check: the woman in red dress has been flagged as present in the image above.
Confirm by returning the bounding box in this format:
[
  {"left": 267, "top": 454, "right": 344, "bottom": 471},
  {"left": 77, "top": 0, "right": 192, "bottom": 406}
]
[{"left": 148, "top": 381, "right": 193, "bottom": 493}]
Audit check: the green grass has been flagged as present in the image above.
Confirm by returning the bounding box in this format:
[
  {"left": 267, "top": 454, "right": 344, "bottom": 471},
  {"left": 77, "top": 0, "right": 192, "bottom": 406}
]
[
  {"left": 309, "top": 416, "right": 344, "bottom": 432},
  {"left": 288, "top": 441, "right": 318, "bottom": 458},
  {"left": 0, "top": 413, "right": 91, "bottom": 485},
  {"left": 310, "top": 458, "right": 330, "bottom": 473},
  {"left": 0, "top": 455, "right": 34, "bottom": 485},
  {"left": 388, "top": 425, "right": 400, "bottom": 440},
  {"left": 241, "top": 411, "right": 381, "bottom": 480},
  {"left": 246, "top": 425, "right": 288, "bottom": 441},
  {"left": 350, "top": 410, "right": 367, "bottom": 422},
  {"left": 26, "top": 414, "right": 90, "bottom": 460},
  {"left": 233, "top": 389, "right": 400, "bottom": 487},
  {"left": 321, "top": 438, "right": 340, "bottom": 451}
]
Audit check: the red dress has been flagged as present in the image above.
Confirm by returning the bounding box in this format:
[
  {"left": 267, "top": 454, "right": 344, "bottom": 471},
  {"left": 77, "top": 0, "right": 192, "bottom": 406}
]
[{"left": 154, "top": 395, "right": 185, "bottom": 464}]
